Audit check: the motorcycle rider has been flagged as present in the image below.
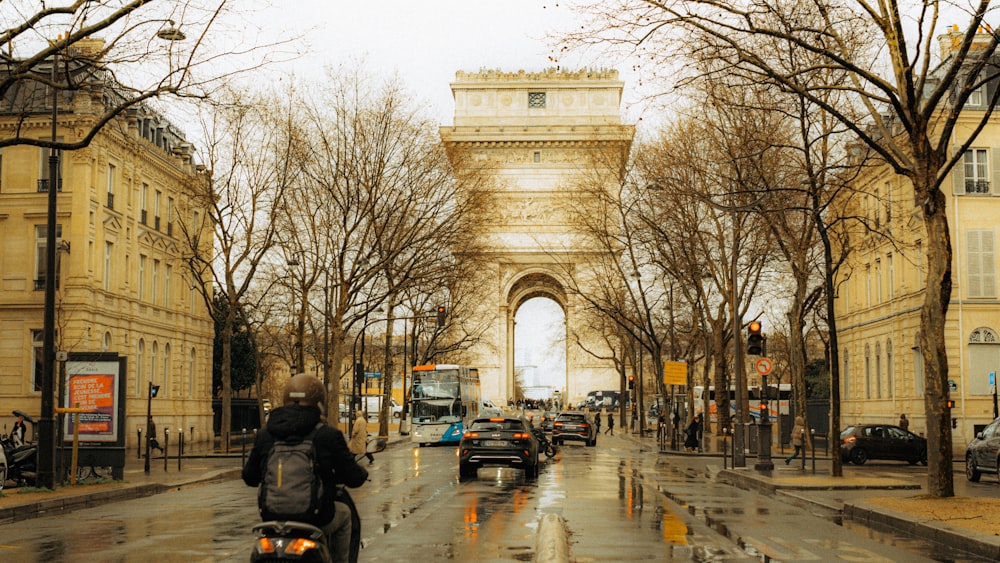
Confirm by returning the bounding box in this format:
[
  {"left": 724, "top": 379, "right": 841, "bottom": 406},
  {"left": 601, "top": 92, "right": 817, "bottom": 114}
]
[{"left": 243, "top": 374, "right": 368, "bottom": 562}]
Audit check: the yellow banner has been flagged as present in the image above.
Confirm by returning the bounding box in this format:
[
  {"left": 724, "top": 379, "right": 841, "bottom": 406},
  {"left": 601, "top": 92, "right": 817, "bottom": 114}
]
[{"left": 663, "top": 361, "right": 687, "bottom": 386}]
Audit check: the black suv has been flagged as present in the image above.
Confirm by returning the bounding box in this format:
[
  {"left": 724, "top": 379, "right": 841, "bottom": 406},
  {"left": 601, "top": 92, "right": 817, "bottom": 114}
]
[
  {"left": 459, "top": 416, "right": 540, "bottom": 478},
  {"left": 552, "top": 411, "right": 596, "bottom": 447}
]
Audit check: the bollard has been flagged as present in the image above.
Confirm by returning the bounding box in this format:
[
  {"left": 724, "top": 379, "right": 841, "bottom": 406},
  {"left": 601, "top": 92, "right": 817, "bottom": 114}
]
[
  {"left": 810, "top": 429, "right": 816, "bottom": 473},
  {"left": 164, "top": 428, "right": 170, "bottom": 472},
  {"left": 800, "top": 428, "right": 806, "bottom": 471},
  {"left": 241, "top": 428, "right": 248, "bottom": 466},
  {"left": 178, "top": 428, "right": 183, "bottom": 471},
  {"left": 137, "top": 428, "right": 143, "bottom": 459},
  {"left": 723, "top": 428, "right": 729, "bottom": 470}
]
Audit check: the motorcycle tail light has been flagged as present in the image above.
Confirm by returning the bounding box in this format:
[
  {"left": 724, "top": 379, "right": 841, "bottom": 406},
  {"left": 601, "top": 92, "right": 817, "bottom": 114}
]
[
  {"left": 286, "top": 538, "right": 318, "bottom": 555},
  {"left": 257, "top": 537, "right": 276, "bottom": 554}
]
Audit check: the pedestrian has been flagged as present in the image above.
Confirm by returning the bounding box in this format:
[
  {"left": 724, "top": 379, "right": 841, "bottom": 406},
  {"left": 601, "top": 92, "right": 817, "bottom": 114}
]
[
  {"left": 594, "top": 409, "right": 602, "bottom": 434},
  {"left": 148, "top": 418, "right": 164, "bottom": 453},
  {"left": 898, "top": 413, "right": 909, "bottom": 431},
  {"left": 684, "top": 414, "right": 701, "bottom": 452},
  {"left": 349, "top": 411, "right": 375, "bottom": 464},
  {"left": 785, "top": 416, "right": 806, "bottom": 464},
  {"left": 243, "top": 374, "right": 368, "bottom": 562},
  {"left": 11, "top": 414, "right": 27, "bottom": 447},
  {"left": 606, "top": 411, "right": 614, "bottom": 435}
]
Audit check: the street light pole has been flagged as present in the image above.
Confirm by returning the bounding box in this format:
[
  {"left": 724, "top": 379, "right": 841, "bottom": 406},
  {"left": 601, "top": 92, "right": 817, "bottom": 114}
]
[
  {"left": 731, "top": 209, "right": 747, "bottom": 468},
  {"left": 37, "top": 46, "right": 61, "bottom": 490}
]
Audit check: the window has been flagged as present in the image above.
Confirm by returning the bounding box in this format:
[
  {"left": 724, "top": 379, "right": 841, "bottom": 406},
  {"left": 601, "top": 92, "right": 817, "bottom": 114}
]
[
  {"left": 967, "top": 230, "right": 997, "bottom": 298},
  {"left": 843, "top": 349, "right": 850, "bottom": 398},
  {"left": 32, "top": 330, "right": 44, "bottom": 392},
  {"left": 103, "top": 331, "right": 112, "bottom": 352},
  {"left": 38, "top": 148, "right": 63, "bottom": 192},
  {"left": 865, "top": 264, "right": 872, "bottom": 308},
  {"left": 164, "top": 264, "right": 172, "bottom": 307},
  {"left": 188, "top": 348, "right": 196, "bottom": 398},
  {"left": 528, "top": 92, "right": 546, "bottom": 108},
  {"left": 141, "top": 183, "right": 149, "bottom": 224},
  {"left": 964, "top": 149, "right": 990, "bottom": 194},
  {"left": 533, "top": 151, "right": 541, "bottom": 163},
  {"left": 104, "top": 242, "right": 113, "bottom": 291},
  {"left": 887, "top": 253, "right": 895, "bottom": 299},
  {"left": 107, "top": 163, "right": 116, "bottom": 209},
  {"left": 154, "top": 189, "right": 161, "bottom": 230},
  {"left": 162, "top": 344, "right": 170, "bottom": 398},
  {"left": 151, "top": 341, "right": 158, "bottom": 389},
  {"left": 34, "top": 225, "right": 63, "bottom": 290},
  {"left": 875, "top": 342, "right": 882, "bottom": 398},
  {"left": 969, "top": 85, "right": 985, "bottom": 106},
  {"left": 138, "top": 254, "right": 146, "bottom": 300},
  {"left": 167, "top": 197, "right": 174, "bottom": 235},
  {"left": 875, "top": 259, "right": 882, "bottom": 303},
  {"left": 152, "top": 259, "right": 160, "bottom": 304},
  {"left": 884, "top": 181, "right": 892, "bottom": 224},
  {"left": 913, "top": 334, "right": 925, "bottom": 397}
]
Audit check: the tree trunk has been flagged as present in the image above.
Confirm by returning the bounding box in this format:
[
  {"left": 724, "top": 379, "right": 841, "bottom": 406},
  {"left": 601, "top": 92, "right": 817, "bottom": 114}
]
[{"left": 920, "top": 179, "right": 955, "bottom": 498}]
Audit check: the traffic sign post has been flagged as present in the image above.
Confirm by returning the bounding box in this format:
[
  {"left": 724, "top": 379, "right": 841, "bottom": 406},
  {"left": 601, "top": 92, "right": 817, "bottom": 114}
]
[{"left": 754, "top": 359, "right": 774, "bottom": 473}]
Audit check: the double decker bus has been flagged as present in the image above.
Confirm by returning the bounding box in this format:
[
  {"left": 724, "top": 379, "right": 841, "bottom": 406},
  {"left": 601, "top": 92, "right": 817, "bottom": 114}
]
[{"left": 409, "top": 364, "right": 481, "bottom": 446}]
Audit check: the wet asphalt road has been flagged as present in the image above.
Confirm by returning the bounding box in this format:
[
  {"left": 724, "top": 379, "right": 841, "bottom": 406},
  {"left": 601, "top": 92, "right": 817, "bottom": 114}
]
[{"left": 0, "top": 431, "right": 994, "bottom": 561}]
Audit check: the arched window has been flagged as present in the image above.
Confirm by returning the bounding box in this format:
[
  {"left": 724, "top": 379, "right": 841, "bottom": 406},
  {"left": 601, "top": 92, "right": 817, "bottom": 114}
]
[
  {"left": 886, "top": 339, "right": 894, "bottom": 398},
  {"left": 103, "top": 331, "right": 112, "bottom": 352},
  {"left": 137, "top": 339, "right": 145, "bottom": 396},
  {"left": 151, "top": 342, "right": 158, "bottom": 390},
  {"left": 875, "top": 342, "right": 882, "bottom": 399},
  {"left": 865, "top": 344, "right": 872, "bottom": 399},
  {"left": 162, "top": 343, "right": 171, "bottom": 398},
  {"left": 968, "top": 327, "right": 1000, "bottom": 395},
  {"left": 843, "top": 349, "right": 851, "bottom": 399},
  {"left": 188, "top": 348, "right": 196, "bottom": 398}
]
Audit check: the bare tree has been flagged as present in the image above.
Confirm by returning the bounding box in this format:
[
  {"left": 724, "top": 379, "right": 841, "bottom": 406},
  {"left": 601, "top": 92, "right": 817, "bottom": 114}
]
[
  {"left": 182, "top": 85, "right": 302, "bottom": 450},
  {"left": 0, "top": 1, "right": 292, "bottom": 151},
  {"left": 569, "top": 0, "right": 1000, "bottom": 497}
]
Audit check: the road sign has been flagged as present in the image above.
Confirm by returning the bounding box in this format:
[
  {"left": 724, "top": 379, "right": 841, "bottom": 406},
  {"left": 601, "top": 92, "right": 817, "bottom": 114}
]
[
  {"left": 663, "top": 361, "right": 687, "bottom": 386},
  {"left": 754, "top": 358, "right": 773, "bottom": 376},
  {"left": 365, "top": 372, "right": 382, "bottom": 379}
]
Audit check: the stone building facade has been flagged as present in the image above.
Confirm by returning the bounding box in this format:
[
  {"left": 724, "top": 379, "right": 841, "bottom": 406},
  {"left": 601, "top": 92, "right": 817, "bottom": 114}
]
[{"left": 0, "top": 47, "right": 215, "bottom": 448}]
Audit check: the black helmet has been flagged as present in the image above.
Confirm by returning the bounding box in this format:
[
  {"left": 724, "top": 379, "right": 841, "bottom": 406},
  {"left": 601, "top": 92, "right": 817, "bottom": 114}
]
[{"left": 283, "top": 374, "right": 326, "bottom": 411}]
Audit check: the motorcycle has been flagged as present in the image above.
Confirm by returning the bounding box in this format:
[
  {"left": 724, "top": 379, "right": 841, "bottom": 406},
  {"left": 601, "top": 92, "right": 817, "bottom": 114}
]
[
  {"left": 249, "top": 438, "right": 386, "bottom": 563},
  {"left": 0, "top": 410, "right": 38, "bottom": 489},
  {"left": 532, "top": 426, "right": 557, "bottom": 458}
]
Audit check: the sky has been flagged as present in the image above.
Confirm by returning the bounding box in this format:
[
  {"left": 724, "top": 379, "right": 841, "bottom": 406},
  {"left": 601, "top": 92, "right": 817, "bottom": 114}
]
[
  {"left": 255, "top": 1, "right": 639, "bottom": 397},
  {"left": 259, "top": 0, "right": 645, "bottom": 125}
]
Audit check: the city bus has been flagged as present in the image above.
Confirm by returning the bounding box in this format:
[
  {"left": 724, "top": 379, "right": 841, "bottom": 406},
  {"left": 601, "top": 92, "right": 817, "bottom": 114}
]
[
  {"left": 694, "top": 384, "right": 791, "bottom": 423},
  {"left": 409, "top": 364, "right": 481, "bottom": 446}
]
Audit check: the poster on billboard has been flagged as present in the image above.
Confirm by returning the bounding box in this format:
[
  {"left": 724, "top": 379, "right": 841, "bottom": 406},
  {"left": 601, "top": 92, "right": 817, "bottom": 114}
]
[{"left": 63, "top": 355, "right": 122, "bottom": 443}]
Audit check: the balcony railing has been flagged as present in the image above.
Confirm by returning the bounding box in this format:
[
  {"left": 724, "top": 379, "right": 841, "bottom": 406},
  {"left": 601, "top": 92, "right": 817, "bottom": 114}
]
[
  {"left": 167, "top": 222, "right": 173, "bottom": 236},
  {"left": 36, "top": 178, "right": 63, "bottom": 192},
  {"left": 966, "top": 179, "right": 991, "bottom": 194},
  {"left": 154, "top": 216, "right": 161, "bottom": 231},
  {"left": 33, "top": 276, "right": 60, "bottom": 290}
]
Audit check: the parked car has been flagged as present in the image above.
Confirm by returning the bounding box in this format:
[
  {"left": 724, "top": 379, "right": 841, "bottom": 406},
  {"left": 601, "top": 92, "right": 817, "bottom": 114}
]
[
  {"left": 965, "top": 417, "right": 1000, "bottom": 482},
  {"left": 459, "top": 416, "right": 540, "bottom": 478},
  {"left": 539, "top": 411, "right": 558, "bottom": 432},
  {"left": 840, "top": 424, "right": 927, "bottom": 465},
  {"left": 552, "top": 411, "right": 597, "bottom": 447},
  {"left": 480, "top": 399, "right": 504, "bottom": 417}
]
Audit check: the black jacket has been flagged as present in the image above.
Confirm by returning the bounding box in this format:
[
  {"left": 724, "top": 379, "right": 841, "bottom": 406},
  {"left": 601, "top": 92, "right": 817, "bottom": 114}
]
[{"left": 242, "top": 404, "right": 368, "bottom": 524}]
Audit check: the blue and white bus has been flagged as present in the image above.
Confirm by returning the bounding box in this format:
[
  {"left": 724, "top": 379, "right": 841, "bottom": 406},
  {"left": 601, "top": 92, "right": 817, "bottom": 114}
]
[{"left": 409, "top": 364, "right": 481, "bottom": 446}]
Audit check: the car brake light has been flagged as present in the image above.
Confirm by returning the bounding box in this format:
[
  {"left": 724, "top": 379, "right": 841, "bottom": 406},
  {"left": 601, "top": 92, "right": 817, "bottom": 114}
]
[
  {"left": 844, "top": 436, "right": 856, "bottom": 444},
  {"left": 554, "top": 422, "right": 563, "bottom": 427},
  {"left": 464, "top": 431, "right": 480, "bottom": 439},
  {"left": 489, "top": 418, "right": 506, "bottom": 422},
  {"left": 513, "top": 432, "right": 530, "bottom": 439}
]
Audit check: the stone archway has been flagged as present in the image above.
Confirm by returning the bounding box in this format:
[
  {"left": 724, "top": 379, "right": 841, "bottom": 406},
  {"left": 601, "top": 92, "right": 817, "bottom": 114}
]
[{"left": 440, "top": 68, "right": 635, "bottom": 404}]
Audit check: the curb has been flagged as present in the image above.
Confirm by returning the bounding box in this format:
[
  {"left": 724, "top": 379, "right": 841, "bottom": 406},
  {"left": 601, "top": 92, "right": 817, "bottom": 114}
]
[
  {"left": 844, "top": 500, "right": 1000, "bottom": 561},
  {"left": 535, "top": 513, "right": 569, "bottom": 563}
]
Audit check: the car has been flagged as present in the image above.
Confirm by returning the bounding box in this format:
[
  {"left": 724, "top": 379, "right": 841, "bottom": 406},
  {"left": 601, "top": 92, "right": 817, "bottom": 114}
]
[
  {"left": 458, "top": 416, "right": 540, "bottom": 478},
  {"left": 552, "top": 411, "right": 597, "bottom": 447},
  {"left": 840, "top": 424, "right": 927, "bottom": 465},
  {"left": 539, "top": 411, "right": 558, "bottom": 432},
  {"left": 965, "top": 417, "right": 1000, "bottom": 482}
]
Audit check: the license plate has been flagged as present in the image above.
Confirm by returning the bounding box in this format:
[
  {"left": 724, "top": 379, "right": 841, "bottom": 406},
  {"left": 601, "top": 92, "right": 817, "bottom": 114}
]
[{"left": 483, "top": 440, "right": 508, "bottom": 447}]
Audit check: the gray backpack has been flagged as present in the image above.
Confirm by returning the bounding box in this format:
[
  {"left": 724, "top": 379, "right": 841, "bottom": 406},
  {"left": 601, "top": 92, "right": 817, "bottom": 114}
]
[{"left": 258, "top": 424, "right": 326, "bottom": 524}]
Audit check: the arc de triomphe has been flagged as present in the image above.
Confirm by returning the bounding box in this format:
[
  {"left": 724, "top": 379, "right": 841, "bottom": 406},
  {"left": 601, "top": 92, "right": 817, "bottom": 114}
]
[{"left": 440, "top": 69, "right": 635, "bottom": 404}]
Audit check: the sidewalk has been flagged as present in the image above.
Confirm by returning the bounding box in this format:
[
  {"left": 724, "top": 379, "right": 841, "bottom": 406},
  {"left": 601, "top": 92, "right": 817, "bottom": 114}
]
[{"left": 631, "top": 430, "right": 1000, "bottom": 561}]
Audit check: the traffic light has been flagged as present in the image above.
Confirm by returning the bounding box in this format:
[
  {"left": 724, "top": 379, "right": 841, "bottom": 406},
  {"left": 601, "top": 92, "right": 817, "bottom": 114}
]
[
  {"left": 628, "top": 375, "right": 635, "bottom": 390},
  {"left": 946, "top": 399, "right": 955, "bottom": 409},
  {"left": 747, "top": 321, "right": 763, "bottom": 355},
  {"left": 436, "top": 305, "right": 446, "bottom": 327},
  {"left": 354, "top": 361, "right": 364, "bottom": 387}
]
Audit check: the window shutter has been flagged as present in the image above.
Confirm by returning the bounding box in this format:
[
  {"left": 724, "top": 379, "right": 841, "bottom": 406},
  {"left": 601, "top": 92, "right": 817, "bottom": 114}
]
[
  {"left": 983, "top": 231, "right": 997, "bottom": 297},
  {"left": 968, "top": 230, "right": 983, "bottom": 297},
  {"left": 953, "top": 148, "right": 966, "bottom": 194},
  {"left": 992, "top": 148, "right": 1000, "bottom": 195}
]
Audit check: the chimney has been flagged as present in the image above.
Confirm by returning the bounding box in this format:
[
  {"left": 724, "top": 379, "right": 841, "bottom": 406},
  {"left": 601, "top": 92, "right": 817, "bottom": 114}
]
[{"left": 938, "top": 24, "right": 995, "bottom": 60}]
